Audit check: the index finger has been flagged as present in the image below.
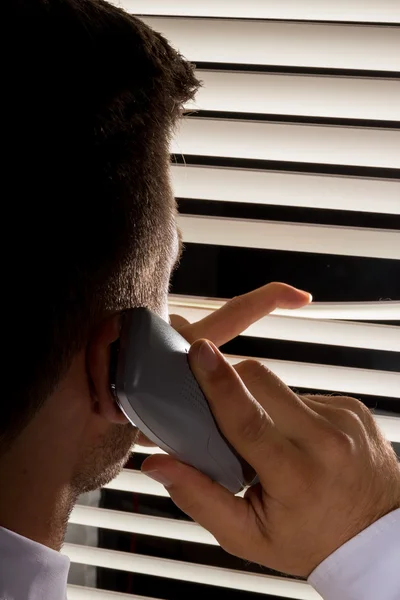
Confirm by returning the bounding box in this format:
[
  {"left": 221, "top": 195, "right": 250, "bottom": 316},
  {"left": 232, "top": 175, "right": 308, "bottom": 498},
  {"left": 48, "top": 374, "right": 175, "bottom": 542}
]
[{"left": 176, "top": 283, "right": 311, "bottom": 346}]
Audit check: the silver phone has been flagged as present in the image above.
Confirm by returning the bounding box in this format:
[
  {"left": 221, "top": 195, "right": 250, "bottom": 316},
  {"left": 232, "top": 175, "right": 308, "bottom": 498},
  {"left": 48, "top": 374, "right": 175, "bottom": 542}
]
[{"left": 109, "top": 308, "right": 256, "bottom": 494}]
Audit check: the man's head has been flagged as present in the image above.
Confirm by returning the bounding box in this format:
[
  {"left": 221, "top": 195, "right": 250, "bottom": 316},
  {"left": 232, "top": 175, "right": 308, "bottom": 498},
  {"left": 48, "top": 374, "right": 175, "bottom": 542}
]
[{"left": 1, "top": 0, "right": 198, "bottom": 496}]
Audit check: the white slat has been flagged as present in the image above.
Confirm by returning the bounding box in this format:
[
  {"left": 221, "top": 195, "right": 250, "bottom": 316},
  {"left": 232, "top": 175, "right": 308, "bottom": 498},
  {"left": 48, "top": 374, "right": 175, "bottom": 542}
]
[
  {"left": 378, "top": 415, "right": 400, "bottom": 442},
  {"left": 226, "top": 356, "right": 400, "bottom": 398},
  {"left": 134, "top": 446, "right": 166, "bottom": 455},
  {"left": 104, "top": 469, "right": 170, "bottom": 497},
  {"left": 178, "top": 214, "right": 400, "bottom": 260},
  {"left": 70, "top": 505, "right": 217, "bottom": 545},
  {"left": 63, "top": 544, "right": 322, "bottom": 599},
  {"left": 187, "top": 71, "right": 400, "bottom": 121},
  {"left": 116, "top": 0, "right": 400, "bottom": 23},
  {"left": 141, "top": 18, "right": 400, "bottom": 71},
  {"left": 169, "top": 295, "right": 400, "bottom": 321},
  {"left": 168, "top": 301, "right": 400, "bottom": 351},
  {"left": 171, "top": 165, "right": 400, "bottom": 215},
  {"left": 172, "top": 118, "right": 400, "bottom": 169},
  {"left": 67, "top": 585, "right": 159, "bottom": 600},
  {"left": 104, "top": 467, "right": 244, "bottom": 498}
]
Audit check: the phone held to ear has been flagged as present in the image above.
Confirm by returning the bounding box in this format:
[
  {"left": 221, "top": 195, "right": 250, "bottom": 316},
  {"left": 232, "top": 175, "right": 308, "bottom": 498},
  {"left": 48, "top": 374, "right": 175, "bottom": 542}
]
[{"left": 109, "top": 308, "right": 257, "bottom": 494}]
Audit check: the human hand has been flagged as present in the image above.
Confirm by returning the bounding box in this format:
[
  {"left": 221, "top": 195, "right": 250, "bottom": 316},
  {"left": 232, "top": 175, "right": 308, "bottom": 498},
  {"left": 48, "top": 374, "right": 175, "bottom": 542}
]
[
  {"left": 169, "top": 281, "right": 311, "bottom": 345},
  {"left": 142, "top": 342, "right": 400, "bottom": 576},
  {"left": 135, "top": 282, "right": 311, "bottom": 447}
]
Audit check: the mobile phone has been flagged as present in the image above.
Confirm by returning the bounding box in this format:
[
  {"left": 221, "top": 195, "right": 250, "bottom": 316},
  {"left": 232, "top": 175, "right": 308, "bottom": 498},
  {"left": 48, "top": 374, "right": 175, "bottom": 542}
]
[{"left": 109, "top": 307, "right": 256, "bottom": 494}]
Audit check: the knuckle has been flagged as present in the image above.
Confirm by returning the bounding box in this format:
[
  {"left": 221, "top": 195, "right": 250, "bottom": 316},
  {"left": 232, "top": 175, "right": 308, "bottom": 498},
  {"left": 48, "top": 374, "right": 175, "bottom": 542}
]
[
  {"left": 236, "top": 359, "right": 268, "bottom": 384},
  {"left": 338, "top": 407, "right": 365, "bottom": 429},
  {"left": 341, "top": 396, "right": 369, "bottom": 417},
  {"left": 229, "top": 294, "right": 247, "bottom": 311},
  {"left": 337, "top": 398, "right": 374, "bottom": 432},
  {"left": 240, "top": 404, "right": 269, "bottom": 445},
  {"left": 321, "top": 427, "right": 353, "bottom": 462}
]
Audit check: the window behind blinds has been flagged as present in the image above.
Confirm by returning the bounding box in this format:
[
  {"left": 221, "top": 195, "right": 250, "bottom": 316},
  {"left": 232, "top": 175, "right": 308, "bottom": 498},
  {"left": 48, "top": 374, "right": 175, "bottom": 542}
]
[{"left": 65, "top": 2, "right": 400, "bottom": 598}]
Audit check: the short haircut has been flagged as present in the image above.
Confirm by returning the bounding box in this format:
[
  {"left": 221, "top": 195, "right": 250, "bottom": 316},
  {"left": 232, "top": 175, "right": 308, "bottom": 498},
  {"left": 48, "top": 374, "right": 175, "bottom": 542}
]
[{"left": 1, "top": 0, "right": 199, "bottom": 444}]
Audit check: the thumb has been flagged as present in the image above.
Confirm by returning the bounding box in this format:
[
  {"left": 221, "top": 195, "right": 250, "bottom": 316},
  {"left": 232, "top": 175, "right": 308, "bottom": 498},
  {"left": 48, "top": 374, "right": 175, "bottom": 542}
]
[
  {"left": 141, "top": 454, "right": 249, "bottom": 552},
  {"left": 169, "top": 313, "right": 190, "bottom": 331}
]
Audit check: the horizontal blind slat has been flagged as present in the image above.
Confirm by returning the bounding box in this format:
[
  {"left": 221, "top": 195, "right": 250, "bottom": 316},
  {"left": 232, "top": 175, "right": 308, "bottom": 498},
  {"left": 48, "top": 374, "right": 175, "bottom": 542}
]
[
  {"left": 69, "top": 506, "right": 217, "bottom": 545},
  {"left": 169, "top": 295, "right": 400, "bottom": 321},
  {"left": 63, "top": 544, "right": 322, "bottom": 599},
  {"left": 115, "top": 0, "right": 400, "bottom": 23},
  {"left": 178, "top": 214, "right": 400, "bottom": 259},
  {"left": 169, "top": 301, "right": 400, "bottom": 350},
  {"left": 104, "top": 469, "right": 170, "bottom": 496},
  {"left": 172, "top": 118, "right": 400, "bottom": 169},
  {"left": 67, "top": 585, "right": 159, "bottom": 600},
  {"left": 141, "top": 18, "right": 400, "bottom": 71},
  {"left": 226, "top": 356, "right": 400, "bottom": 398},
  {"left": 171, "top": 165, "right": 400, "bottom": 215},
  {"left": 187, "top": 71, "right": 400, "bottom": 121}
]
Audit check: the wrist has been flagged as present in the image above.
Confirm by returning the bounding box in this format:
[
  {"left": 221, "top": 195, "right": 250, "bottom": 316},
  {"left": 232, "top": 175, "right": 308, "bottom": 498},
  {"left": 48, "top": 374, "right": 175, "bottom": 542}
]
[{"left": 309, "top": 508, "right": 400, "bottom": 600}]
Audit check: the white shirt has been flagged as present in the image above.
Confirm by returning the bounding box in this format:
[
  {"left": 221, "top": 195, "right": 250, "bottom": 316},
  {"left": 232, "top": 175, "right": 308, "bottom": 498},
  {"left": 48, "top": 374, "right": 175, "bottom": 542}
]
[
  {"left": 309, "top": 508, "right": 400, "bottom": 600},
  {"left": 0, "top": 526, "right": 69, "bottom": 600},
  {"left": 0, "top": 509, "right": 399, "bottom": 599}
]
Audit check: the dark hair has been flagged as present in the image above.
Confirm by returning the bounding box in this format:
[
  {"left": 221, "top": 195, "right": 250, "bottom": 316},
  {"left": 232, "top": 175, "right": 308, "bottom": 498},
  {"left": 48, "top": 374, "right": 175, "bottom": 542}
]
[{"left": 1, "top": 0, "right": 199, "bottom": 443}]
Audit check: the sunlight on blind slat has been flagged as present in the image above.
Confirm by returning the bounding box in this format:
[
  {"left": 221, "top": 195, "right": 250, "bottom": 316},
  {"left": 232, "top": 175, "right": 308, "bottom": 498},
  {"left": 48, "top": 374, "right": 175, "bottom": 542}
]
[
  {"left": 116, "top": 0, "right": 400, "bottom": 23},
  {"left": 70, "top": 506, "right": 217, "bottom": 545},
  {"left": 172, "top": 118, "right": 400, "bottom": 169},
  {"left": 141, "top": 18, "right": 400, "bottom": 71},
  {"left": 67, "top": 585, "right": 159, "bottom": 600},
  {"left": 178, "top": 215, "right": 400, "bottom": 260},
  {"left": 226, "top": 357, "right": 400, "bottom": 398},
  {"left": 171, "top": 165, "right": 400, "bottom": 215},
  {"left": 172, "top": 165, "right": 400, "bottom": 215},
  {"left": 171, "top": 301, "right": 400, "bottom": 350},
  {"left": 63, "top": 544, "right": 322, "bottom": 599},
  {"left": 169, "top": 295, "right": 400, "bottom": 321},
  {"left": 187, "top": 71, "right": 400, "bottom": 121},
  {"left": 104, "top": 469, "right": 170, "bottom": 496}
]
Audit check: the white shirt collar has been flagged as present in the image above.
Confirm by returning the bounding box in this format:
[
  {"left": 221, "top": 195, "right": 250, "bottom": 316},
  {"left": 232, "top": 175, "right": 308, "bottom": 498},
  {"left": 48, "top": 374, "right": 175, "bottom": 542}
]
[{"left": 0, "top": 525, "right": 70, "bottom": 600}]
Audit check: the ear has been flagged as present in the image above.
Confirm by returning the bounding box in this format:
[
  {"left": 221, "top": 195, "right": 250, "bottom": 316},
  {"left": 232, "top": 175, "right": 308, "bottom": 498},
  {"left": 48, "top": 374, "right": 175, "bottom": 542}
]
[{"left": 86, "top": 313, "right": 129, "bottom": 425}]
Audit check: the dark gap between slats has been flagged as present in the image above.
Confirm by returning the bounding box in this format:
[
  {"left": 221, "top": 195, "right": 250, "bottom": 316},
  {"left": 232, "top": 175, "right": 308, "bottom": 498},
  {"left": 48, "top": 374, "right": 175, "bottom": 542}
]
[
  {"left": 194, "top": 62, "right": 400, "bottom": 79},
  {"left": 177, "top": 198, "right": 400, "bottom": 230},
  {"left": 136, "top": 14, "right": 400, "bottom": 27},
  {"left": 97, "top": 564, "right": 294, "bottom": 600},
  {"left": 220, "top": 336, "right": 400, "bottom": 374},
  {"left": 172, "top": 154, "right": 400, "bottom": 179},
  {"left": 188, "top": 110, "right": 400, "bottom": 129},
  {"left": 171, "top": 244, "right": 400, "bottom": 302}
]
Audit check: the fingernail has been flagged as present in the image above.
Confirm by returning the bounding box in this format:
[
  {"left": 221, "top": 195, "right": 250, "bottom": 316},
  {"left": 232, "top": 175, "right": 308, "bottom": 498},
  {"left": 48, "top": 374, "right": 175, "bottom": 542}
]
[
  {"left": 142, "top": 469, "right": 172, "bottom": 488},
  {"left": 296, "top": 288, "right": 313, "bottom": 302},
  {"left": 196, "top": 340, "right": 219, "bottom": 373}
]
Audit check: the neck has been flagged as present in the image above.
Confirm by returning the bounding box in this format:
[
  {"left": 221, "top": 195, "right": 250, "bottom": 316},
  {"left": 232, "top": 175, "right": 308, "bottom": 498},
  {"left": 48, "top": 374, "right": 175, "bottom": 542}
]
[
  {"left": 0, "top": 355, "right": 94, "bottom": 550},
  {"left": 0, "top": 435, "right": 77, "bottom": 551}
]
